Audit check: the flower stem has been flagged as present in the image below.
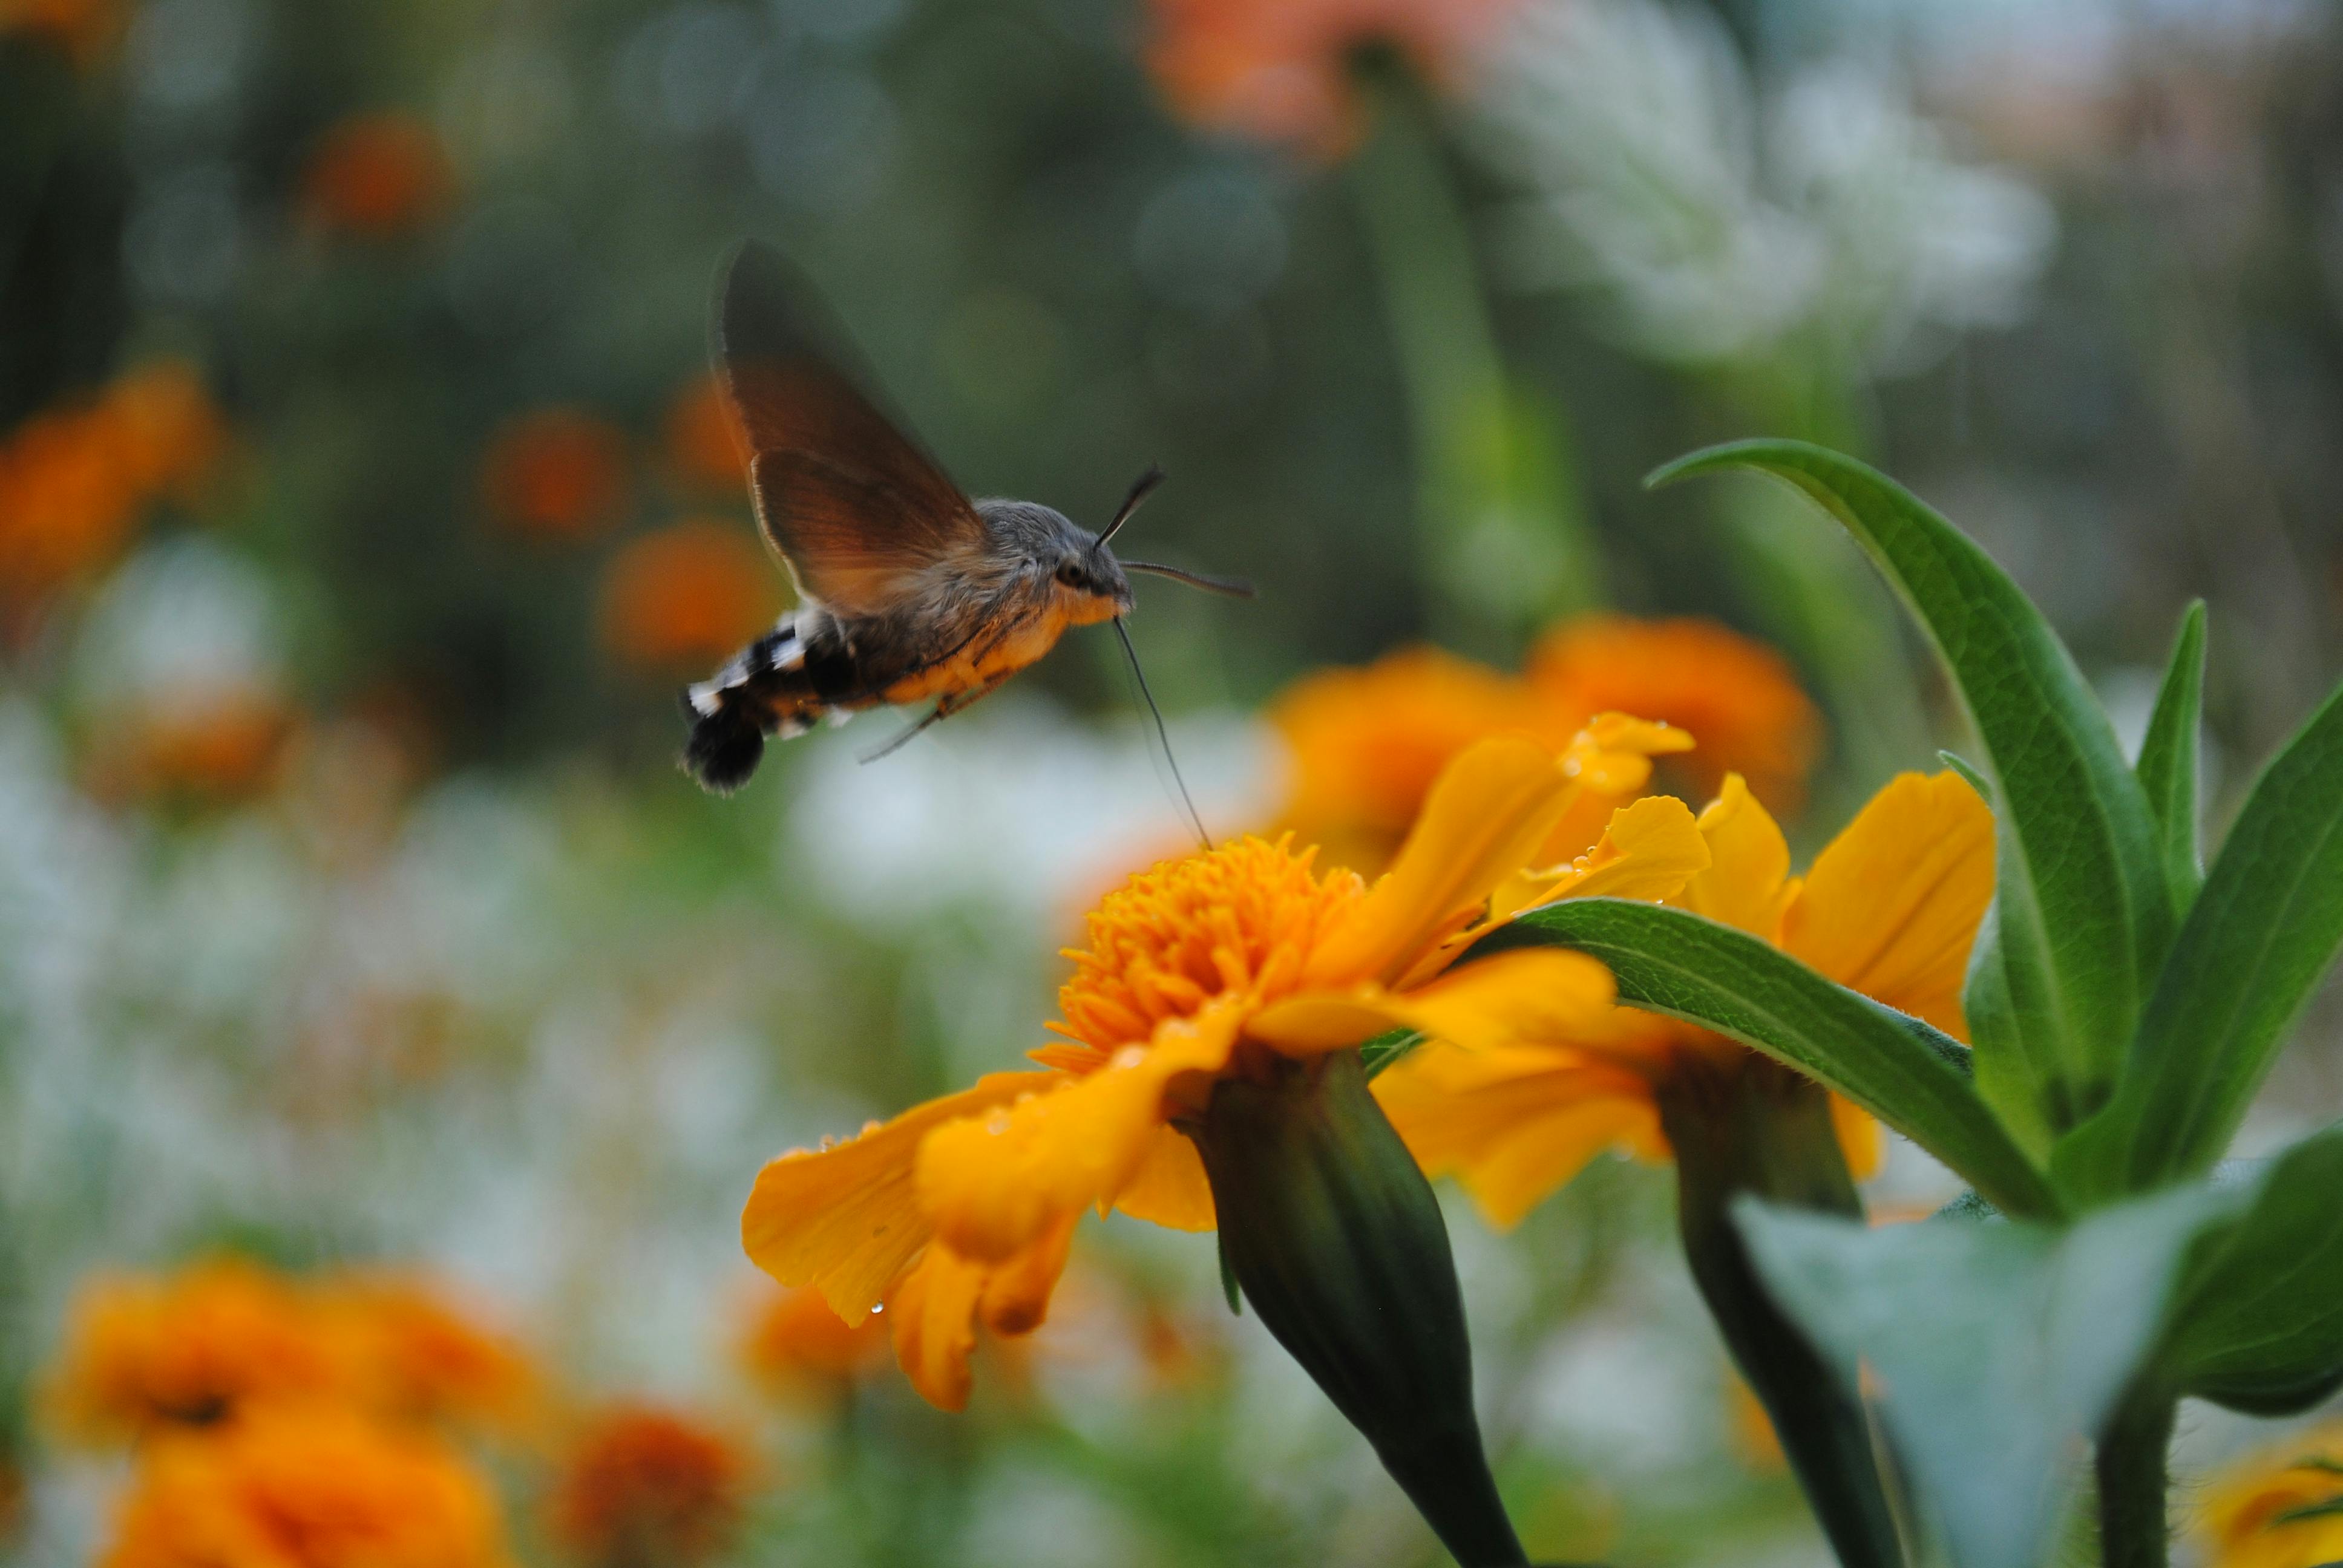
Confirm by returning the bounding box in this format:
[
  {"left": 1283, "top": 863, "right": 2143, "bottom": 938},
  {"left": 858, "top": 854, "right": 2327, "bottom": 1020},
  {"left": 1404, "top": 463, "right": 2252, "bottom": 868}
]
[
  {"left": 1659, "top": 1055, "right": 1907, "bottom": 1568},
  {"left": 2096, "top": 1389, "right": 2175, "bottom": 1568}
]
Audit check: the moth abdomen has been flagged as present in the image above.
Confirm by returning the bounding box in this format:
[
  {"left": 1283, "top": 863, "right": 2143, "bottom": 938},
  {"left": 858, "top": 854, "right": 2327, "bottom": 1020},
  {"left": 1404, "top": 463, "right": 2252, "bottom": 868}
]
[
  {"left": 681, "top": 700, "right": 767, "bottom": 794},
  {"left": 679, "top": 613, "right": 874, "bottom": 791}
]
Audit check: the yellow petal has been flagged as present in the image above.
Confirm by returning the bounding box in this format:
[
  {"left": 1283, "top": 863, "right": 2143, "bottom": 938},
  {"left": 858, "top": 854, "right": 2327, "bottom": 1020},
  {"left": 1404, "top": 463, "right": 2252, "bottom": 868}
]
[
  {"left": 741, "top": 1072, "right": 1055, "bottom": 1324},
  {"left": 1390, "top": 949, "right": 1619, "bottom": 1050},
  {"left": 1831, "top": 1094, "right": 1885, "bottom": 1180},
  {"left": 1375, "top": 1039, "right": 1660, "bottom": 1229},
  {"left": 1484, "top": 794, "right": 1711, "bottom": 939},
  {"left": 1560, "top": 712, "right": 1697, "bottom": 794},
  {"left": 1243, "top": 993, "right": 1409, "bottom": 1054},
  {"left": 1302, "top": 736, "right": 1576, "bottom": 989},
  {"left": 1112, "top": 1125, "right": 1217, "bottom": 1231},
  {"left": 977, "top": 1214, "right": 1077, "bottom": 1338},
  {"left": 1781, "top": 771, "right": 1995, "bottom": 1037},
  {"left": 886, "top": 1245, "right": 985, "bottom": 1412},
  {"left": 1247, "top": 949, "right": 1617, "bottom": 1057},
  {"left": 1673, "top": 774, "right": 1794, "bottom": 937},
  {"left": 1540, "top": 714, "right": 1696, "bottom": 867},
  {"left": 916, "top": 999, "right": 1244, "bottom": 1263}
]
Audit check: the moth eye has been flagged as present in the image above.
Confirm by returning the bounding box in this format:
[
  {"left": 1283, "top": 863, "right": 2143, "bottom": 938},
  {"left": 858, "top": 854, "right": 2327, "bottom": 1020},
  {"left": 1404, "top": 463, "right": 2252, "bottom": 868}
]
[{"left": 1055, "top": 563, "right": 1084, "bottom": 587}]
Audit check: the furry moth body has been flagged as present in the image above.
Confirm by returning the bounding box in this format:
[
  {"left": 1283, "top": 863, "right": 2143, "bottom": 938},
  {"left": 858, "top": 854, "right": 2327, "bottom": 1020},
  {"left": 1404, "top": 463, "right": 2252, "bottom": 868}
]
[{"left": 681, "top": 243, "right": 1241, "bottom": 794}]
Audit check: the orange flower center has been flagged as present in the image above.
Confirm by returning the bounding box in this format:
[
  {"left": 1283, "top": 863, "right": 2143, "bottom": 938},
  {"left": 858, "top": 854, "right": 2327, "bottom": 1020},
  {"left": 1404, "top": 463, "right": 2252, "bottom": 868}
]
[{"left": 1052, "top": 837, "right": 1363, "bottom": 1054}]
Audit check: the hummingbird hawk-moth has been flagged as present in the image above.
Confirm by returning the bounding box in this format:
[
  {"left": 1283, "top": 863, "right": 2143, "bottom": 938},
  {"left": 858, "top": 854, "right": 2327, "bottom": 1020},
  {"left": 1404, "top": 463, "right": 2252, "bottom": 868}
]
[{"left": 681, "top": 241, "right": 1250, "bottom": 795}]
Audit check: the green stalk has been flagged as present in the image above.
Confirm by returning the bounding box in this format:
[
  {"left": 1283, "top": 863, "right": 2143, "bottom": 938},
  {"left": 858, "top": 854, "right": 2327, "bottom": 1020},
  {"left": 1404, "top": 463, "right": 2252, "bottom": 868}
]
[
  {"left": 1658, "top": 1054, "right": 1907, "bottom": 1568},
  {"left": 2094, "top": 1390, "right": 2175, "bottom": 1568},
  {"left": 1347, "top": 59, "right": 1602, "bottom": 649}
]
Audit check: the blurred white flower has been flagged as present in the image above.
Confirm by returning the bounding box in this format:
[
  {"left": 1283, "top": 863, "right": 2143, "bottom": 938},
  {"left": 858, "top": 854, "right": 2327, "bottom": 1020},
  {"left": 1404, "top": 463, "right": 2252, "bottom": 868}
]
[
  {"left": 72, "top": 538, "right": 287, "bottom": 712},
  {"left": 786, "top": 696, "right": 1285, "bottom": 927},
  {"left": 1476, "top": 0, "right": 2057, "bottom": 371}
]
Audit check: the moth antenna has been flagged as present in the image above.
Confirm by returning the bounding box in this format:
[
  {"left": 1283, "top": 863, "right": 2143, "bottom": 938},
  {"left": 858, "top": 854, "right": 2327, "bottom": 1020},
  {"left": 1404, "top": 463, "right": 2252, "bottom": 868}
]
[
  {"left": 1113, "top": 616, "right": 1211, "bottom": 851},
  {"left": 1096, "top": 464, "right": 1166, "bottom": 547},
  {"left": 1121, "top": 561, "right": 1256, "bottom": 599}
]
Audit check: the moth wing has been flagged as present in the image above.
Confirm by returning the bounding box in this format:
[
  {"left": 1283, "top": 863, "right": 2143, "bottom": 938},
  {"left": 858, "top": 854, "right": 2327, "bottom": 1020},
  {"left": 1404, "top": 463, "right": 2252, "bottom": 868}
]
[{"left": 713, "top": 241, "right": 986, "bottom": 618}]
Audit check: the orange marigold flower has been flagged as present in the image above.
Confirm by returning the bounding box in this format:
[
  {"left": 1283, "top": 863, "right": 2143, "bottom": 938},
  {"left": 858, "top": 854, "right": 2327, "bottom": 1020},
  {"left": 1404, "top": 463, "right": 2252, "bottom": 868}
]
[
  {"left": 1375, "top": 769, "right": 1995, "bottom": 1227},
  {"left": 738, "top": 1284, "right": 888, "bottom": 1398},
  {"left": 598, "top": 521, "right": 781, "bottom": 674},
  {"left": 1147, "top": 0, "right": 1524, "bottom": 152},
  {"left": 1270, "top": 644, "right": 1539, "bottom": 874},
  {"left": 300, "top": 113, "right": 453, "bottom": 239},
  {"left": 46, "top": 1261, "right": 349, "bottom": 1445},
  {"left": 663, "top": 376, "right": 744, "bottom": 497},
  {"left": 546, "top": 1407, "right": 750, "bottom": 1568},
  {"left": 743, "top": 725, "right": 1711, "bottom": 1410},
  {"left": 2194, "top": 1424, "right": 2343, "bottom": 1568},
  {"left": 0, "top": 362, "right": 226, "bottom": 611},
  {"left": 1526, "top": 615, "right": 1821, "bottom": 817},
  {"left": 480, "top": 408, "right": 631, "bottom": 544},
  {"left": 97, "top": 1405, "right": 513, "bottom": 1568},
  {"left": 47, "top": 1260, "right": 542, "bottom": 1448},
  {"left": 316, "top": 1276, "right": 542, "bottom": 1437}
]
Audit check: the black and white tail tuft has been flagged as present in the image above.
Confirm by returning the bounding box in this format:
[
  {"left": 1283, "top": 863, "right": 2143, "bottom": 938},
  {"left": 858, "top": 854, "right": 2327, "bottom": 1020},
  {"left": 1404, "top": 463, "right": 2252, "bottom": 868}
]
[{"left": 681, "top": 694, "right": 767, "bottom": 794}]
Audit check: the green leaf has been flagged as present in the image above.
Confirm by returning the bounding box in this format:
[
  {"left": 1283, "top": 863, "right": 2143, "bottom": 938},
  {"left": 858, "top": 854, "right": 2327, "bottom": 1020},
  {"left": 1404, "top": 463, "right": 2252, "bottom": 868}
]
[
  {"left": 1476, "top": 900, "right": 2058, "bottom": 1220},
  {"left": 1651, "top": 442, "right": 2170, "bottom": 1148},
  {"left": 2057, "top": 676, "right": 2343, "bottom": 1199},
  {"left": 2134, "top": 601, "right": 2207, "bottom": 913},
  {"left": 1737, "top": 1184, "right": 2235, "bottom": 1568},
  {"left": 1358, "top": 1027, "right": 1424, "bottom": 1080},
  {"left": 2158, "top": 1125, "right": 2343, "bottom": 1414}
]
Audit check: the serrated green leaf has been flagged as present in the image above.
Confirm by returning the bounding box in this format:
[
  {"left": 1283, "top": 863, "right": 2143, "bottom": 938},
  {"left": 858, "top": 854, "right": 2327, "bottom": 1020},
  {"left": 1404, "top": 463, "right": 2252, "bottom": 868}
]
[
  {"left": 1737, "top": 1184, "right": 2235, "bottom": 1568},
  {"left": 2134, "top": 601, "right": 2207, "bottom": 913},
  {"left": 2158, "top": 1124, "right": 2343, "bottom": 1414},
  {"left": 1475, "top": 899, "right": 2057, "bottom": 1220},
  {"left": 1651, "top": 442, "right": 2170, "bottom": 1147},
  {"left": 2057, "top": 677, "right": 2343, "bottom": 1200}
]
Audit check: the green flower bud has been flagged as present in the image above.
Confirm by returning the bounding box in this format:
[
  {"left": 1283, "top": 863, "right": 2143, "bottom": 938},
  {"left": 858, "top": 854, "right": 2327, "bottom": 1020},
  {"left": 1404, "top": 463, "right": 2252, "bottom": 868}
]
[{"left": 1196, "top": 1048, "right": 1525, "bottom": 1567}]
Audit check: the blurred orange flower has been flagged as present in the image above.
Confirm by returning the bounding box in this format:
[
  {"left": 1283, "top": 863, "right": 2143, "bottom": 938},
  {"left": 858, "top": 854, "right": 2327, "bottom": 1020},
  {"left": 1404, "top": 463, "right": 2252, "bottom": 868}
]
[
  {"left": 1147, "top": 0, "right": 1523, "bottom": 152},
  {"left": 1271, "top": 618, "right": 1820, "bottom": 874},
  {"left": 316, "top": 1276, "right": 542, "bottom": 1438},
  {"left": 546, "top": 1407, "right": 750, "bottom": 1568},
  {"left": 300, "top": 113, "right": 453, "bottom": 239},
  {"left": 663, "top": 375, "right": 744, "bottom": 497},
  {"left": 1375, "top": 771, "right": 1994, "bottom": 1226},
  {"left": 1527, "top": 615, "right": 1821, "bottom": 816},
  {"left": 1270, "top": 645, "right": 1539, "bottom": 874},
  {"left": 85, "top": 689, "right": 298, "bottom": 807},
  {"left": 2195, "top": 1423, "right": 2343, "bottom": 1568},
  {"left": 1, "top": 0, "right": 121, "bottom": 67},
  {"left": 480, "top": 408, "right": 631, "bottom": 543},
  {"left": 598, "top": 521, "right": 781, "bottom": 674},
  {"left": 47, "top": 1261, "right": 349, "bottom": 1445},
  {"left": 0, "top": 362, "right": 226, "bottom": 613},
  {"left": 48, "top": 1260, "right": 542, "bottom": 1447},
  {"left": 98, "top": 1405, "right": 513, "bottom": 1568},
  {"left": 738, "top": 1284, "right": 888, "bottom": 1399}
]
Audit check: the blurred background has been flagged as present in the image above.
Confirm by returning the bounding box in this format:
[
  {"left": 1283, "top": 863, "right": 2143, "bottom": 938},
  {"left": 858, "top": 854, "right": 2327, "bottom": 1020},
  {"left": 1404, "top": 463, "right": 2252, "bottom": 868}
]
[{"left": 3, "top": 0, "right": 2341, "bottom": 1563}]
